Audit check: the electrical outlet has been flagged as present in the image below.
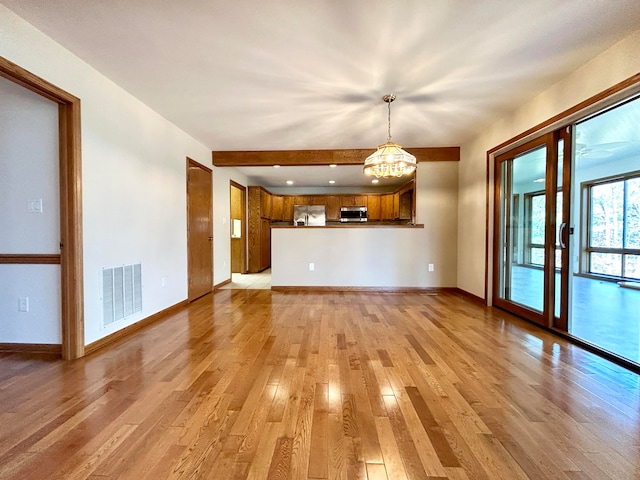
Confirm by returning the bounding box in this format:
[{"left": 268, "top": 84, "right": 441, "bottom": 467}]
[
  {"left": 19, "top": 297, "right": 29, "bottom": 312},
  {"left": 428, "top": 263, "right": 434, "bottom": 272},
  {"left": 161, "top": 277, "right": 167, "bottom": 287},
  {"left": 309, "top": 263, "right": 315, "bottom": 271}
]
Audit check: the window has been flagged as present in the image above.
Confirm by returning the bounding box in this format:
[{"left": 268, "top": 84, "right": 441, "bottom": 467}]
[
  {"left": 586, "top": 174, "right": 640, "bottom": 279},
  {"left": 524, "top": 191, "right": 562, "bottom": 268},
  {"left": 528, "top": 192, "right": 545, "bottom": 265}
]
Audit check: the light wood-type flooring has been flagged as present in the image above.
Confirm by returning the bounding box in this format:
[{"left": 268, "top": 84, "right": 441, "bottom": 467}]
[{"left": 1, "top": 289, "right": 640, "bottom": 479}]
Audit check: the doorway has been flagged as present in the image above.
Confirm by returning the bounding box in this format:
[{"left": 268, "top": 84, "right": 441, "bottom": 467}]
[
  {"left": 186, "top": 159, "right": 213, "bottom": 302},
  {"left": 0, "top": 56, "right": 83, "bottom": 360},
  {"left": 493, "top": 91, "right": 640, "bottom": 365},
  {"left": 230, "top": 180, "right": 247, "bottom": 274}
]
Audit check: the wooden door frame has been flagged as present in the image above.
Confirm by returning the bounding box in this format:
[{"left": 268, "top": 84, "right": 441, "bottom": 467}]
[
  {"left": 0, "top": 56, "right": 84, "bottom": 360},
  {"left": 492, "top": 134, "right": 554, "bottom": 327},
  {"left": 230, "top": 180, "right": 247, "bottom": 274},
  {"left": 186, "top": 158, "right": 213, "bottom": 301}
]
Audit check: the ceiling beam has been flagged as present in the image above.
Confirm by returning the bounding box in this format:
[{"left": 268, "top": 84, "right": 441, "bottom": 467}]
[{"left": 212, "top": 147, "right": 459, "bottom": 167}]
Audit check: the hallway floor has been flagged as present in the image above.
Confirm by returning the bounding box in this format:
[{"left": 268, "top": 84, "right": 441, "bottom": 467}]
[{"left": 219, "top": 269, "right": 272, "bottom": 290}]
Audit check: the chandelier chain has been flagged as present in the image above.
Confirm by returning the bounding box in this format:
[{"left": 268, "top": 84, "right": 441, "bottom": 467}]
[{"left": 387, "top": 100, "right": 392, "bottom": 142}]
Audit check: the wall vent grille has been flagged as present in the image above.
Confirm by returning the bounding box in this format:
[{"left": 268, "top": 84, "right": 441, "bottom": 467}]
[{"left": 102, "top": 263, "right": 142, "bottom": 326}]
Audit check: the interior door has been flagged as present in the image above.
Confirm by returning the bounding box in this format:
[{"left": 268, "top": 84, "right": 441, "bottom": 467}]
[
  {"left": 187, "top": 159, "right": 213, "bottom": 301},
  {"left": 230, "top": 181, "right": 246, "bottom": 274},
  {"left": 493, "top": 133, "right": 561, "bottom": 326}
]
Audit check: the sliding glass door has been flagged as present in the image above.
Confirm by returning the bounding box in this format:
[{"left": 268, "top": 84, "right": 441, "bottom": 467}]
[
  {"left": 494, "top": 93, "right": 640, "bottom": 365},
  {"left": 494, "top": 134, "right": 559, "bottom": 326},
  {"left": 567, "top": 95, "right": 640, "bottom": 363}
]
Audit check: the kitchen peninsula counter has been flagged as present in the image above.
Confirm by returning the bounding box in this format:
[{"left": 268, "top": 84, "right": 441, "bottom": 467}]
[
  {"left": 271, "top": 223, "right": 439, "bottom": 290},
  {"left": 271, "top": 222, "right": 424, "bottom": 228}
]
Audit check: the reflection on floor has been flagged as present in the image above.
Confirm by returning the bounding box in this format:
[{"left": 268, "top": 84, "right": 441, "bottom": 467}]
[
  {"left": 219, "top": 268, "right": 271, "bottom": 290},
  {"left": 508, "top": 265, "right": 640, "bottom": 363}
]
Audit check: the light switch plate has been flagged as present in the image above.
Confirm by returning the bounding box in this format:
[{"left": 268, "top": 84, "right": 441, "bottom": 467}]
[{"left": 27, "top": 198, "right": 43, "bottom": 213}]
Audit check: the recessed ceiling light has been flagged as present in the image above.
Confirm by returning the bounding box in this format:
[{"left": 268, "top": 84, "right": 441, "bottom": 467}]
[
  {"left": 533, "top": 178, "right": 545, "bottom": 183},
  {"left": 286, "top": 180, "right": 294, "bottom": 185},
  {"left": 273, "top": 164, "right": 280, "bottom": 168},
  {"left": 329, "top": 164, "right": 337, "bottom": 168},
  {"left": 329, "top": 180, "right": 336, "bottom": 184},
  {"left": 371, "top": 179, "right": 379, "bottom": 184}
]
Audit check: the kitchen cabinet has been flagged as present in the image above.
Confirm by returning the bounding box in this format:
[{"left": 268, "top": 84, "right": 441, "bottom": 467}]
[
  {"left": 260, "top": 189, "right": 272, "bottom": 219},
  {"left": 260, "top": 218, "right": 271, "bottom": 270},
  {"left": 271, "top": 195, "right": 283, "bottom": 221},
  {"left": 353, "top": 195, "right": 367, "bottom": 208},
  {"left": 367, "top": 195, "right": 381, "bottom": 221},
  {"left": 380, "top": 194, "right": 394, "bottom": 220},
  {"left": 311, "top": 195, "right": 327, "bottom": 206},
  {"left": 393, "top": 192, "right": 400, "bottom": 219},
  {"left": 326, "top": 195, "right": 341, "bottom": 221},
  {"left": 248, "top": 186, "right": 272, "bottom": 272},
  {"left": 282, "top": 195, "right": 295, "bottom": 222}
]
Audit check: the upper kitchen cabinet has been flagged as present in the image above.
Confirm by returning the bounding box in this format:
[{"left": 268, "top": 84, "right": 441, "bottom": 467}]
[
  {"left": 271, "top": 195, "right": 284, "bottom": 221},
  {"left": 282, "top": 196, "right": 295, "bottom": 222},
  {"left": 260, "top": 188, "right": 272, "bottom": 219},
  {"left": 367, "top": 195, "right": 381, "bottom": 221},
  {"left": 380, "top": 193, "right": 394, "bottom": 220},
  {"left": 326, "top": 195, "right": 341, "bottom": 221},
  {"left": 248, "top": 186, "right": 273, "bottom": 272}
]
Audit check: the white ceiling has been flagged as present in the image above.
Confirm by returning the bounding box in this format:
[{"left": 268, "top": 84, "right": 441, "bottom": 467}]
[{"left": 4, "top": 0, "right": 640, "bottom": 188}]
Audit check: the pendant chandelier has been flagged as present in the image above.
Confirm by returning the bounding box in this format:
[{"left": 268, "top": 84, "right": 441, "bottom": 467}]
[{"left": 363, "top": 94, "right": 417, "bottom": 178}]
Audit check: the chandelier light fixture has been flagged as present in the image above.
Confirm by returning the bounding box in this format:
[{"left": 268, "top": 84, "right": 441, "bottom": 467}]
[{"left": 363, "top": 94, "right": 417, "bottom": 178}]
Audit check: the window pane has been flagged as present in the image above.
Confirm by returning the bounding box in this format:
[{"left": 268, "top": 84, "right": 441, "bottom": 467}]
[
  {"left": 531, "top": 195, "right": 545, "bottom": 245},
  {"left": 590, "top": 181, "right": 624, "bottom": 248},
  {"left": 531, "top": 247, "right": 544, "bottom": 266},
  {"left": 590, "top": 252, "right": 622, "bottom": 276},
  {"left": 625, "top": 254, "right": 640, "bottom": 280},
  {"left": 626, "top": 178, "right": 640, "bottom": 249}
]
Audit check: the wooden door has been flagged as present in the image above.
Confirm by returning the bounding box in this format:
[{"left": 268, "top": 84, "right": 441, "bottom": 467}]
[
  {"left": 230, "top": 181, "right": 246, "bottom": 274},
  {"left": 187, "top": 159, "right": 213, "bottom": 301}
]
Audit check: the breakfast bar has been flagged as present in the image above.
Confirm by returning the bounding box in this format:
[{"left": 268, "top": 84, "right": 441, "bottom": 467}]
[{"left": 270, "top": 223, "right": 433, "bottom": 290}]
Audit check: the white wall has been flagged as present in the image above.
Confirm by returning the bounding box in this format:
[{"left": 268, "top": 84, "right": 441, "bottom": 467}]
[
  {"left": 272, "top": 161, "right": 458, "bottom": 288},
  {"left": 212, "top": 166, "right": 249, "bottom": 286},
  {"left": 0, "top": 6, "right": 218, "bottom": 345},
  {"left": 458, "top": 27, "right": 640, "bottom": 299},
  {"left": 0, "top": 75, "right": 61, "bottom": 343}
]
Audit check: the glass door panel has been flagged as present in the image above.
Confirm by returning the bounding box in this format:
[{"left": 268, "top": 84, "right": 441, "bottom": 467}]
[
  {"left": 567, "top": 94, "right": 640, "bottom": 363},
  {"left": 495, "top": 142, "right": 548, "bottom": 322}
]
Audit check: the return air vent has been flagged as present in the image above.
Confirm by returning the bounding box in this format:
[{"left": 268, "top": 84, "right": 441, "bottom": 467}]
[{"left": 102, "top": 263, "right": 142, "bottom": 326}]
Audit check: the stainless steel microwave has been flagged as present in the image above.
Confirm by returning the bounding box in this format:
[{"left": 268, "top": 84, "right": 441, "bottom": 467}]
[{"left": 340, "top": 206, "right": 367, "bottom": 222}]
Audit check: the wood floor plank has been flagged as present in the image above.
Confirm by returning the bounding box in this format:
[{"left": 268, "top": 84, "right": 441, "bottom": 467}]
[{"left": 1, "top": 290, "right": 640, "bottom": 479}]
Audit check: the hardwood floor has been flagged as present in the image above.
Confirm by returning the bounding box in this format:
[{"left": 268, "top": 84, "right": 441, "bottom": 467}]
[{"left": 1, "top": 289, "right": 639, "bottom": 479}]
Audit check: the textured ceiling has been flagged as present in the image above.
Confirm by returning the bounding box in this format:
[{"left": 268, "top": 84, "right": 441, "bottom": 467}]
[{"left": 3, "top": 0, "right": 640, "bottom": 187}]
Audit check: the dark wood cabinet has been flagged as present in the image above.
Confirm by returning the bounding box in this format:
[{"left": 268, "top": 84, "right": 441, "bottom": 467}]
[{"left": 248, "top": 186, "right": 272, "bottom": 272}]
